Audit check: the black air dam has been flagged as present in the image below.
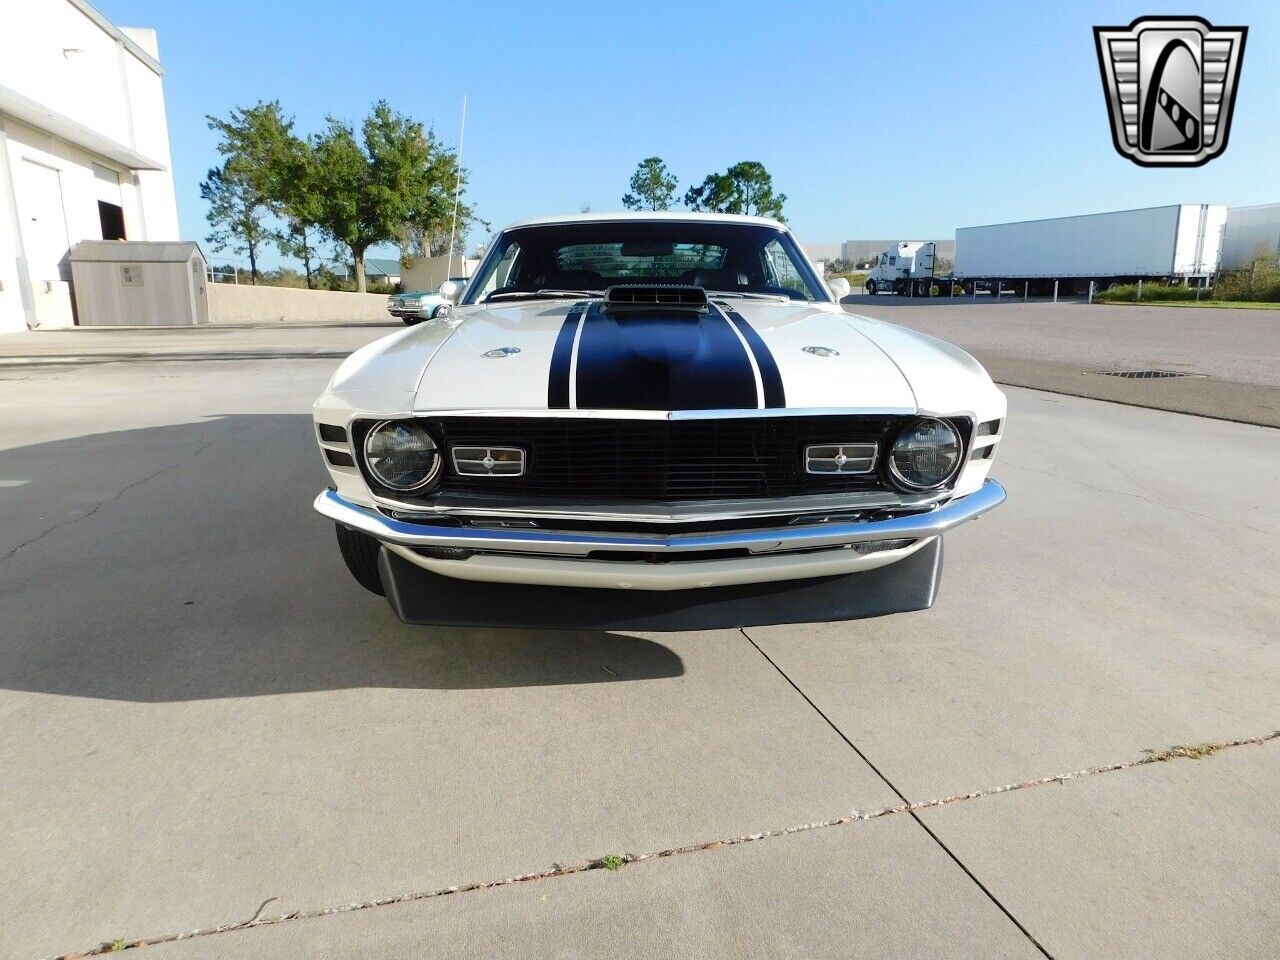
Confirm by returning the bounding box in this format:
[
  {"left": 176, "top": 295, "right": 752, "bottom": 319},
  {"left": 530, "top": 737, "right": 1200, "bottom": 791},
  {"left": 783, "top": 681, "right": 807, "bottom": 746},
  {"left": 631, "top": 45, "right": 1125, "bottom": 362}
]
[{"left": 376, "top": 537, "right": 943, "bottom": 631}]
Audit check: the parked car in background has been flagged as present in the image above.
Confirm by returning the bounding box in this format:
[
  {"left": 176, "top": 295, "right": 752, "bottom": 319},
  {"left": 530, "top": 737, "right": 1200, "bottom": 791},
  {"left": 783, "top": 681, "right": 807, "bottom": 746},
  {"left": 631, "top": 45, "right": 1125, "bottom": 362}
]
[
  {"left": 314, "top": 213, "right": 1006, "bottom": 630},
  {"left": 386, "top": 279, "right": 469, "bottom": 324}
]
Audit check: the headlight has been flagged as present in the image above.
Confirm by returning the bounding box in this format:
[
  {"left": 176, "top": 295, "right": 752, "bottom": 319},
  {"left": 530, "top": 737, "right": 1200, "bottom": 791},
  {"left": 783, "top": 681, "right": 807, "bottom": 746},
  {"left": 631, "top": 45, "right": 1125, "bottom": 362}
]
[
  {"left": 362, "top": 420, "right": 441, "bottom": 492},
  {"left": 888, "top": 418, "right": 963, "bottom": 490}
]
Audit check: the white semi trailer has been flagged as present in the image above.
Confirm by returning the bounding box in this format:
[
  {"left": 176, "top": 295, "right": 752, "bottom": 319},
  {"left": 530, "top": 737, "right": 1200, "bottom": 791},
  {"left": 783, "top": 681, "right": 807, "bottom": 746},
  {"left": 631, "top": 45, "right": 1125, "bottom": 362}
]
[{"left": 953, "top": 204, "right": 1227, "bottom": 296}]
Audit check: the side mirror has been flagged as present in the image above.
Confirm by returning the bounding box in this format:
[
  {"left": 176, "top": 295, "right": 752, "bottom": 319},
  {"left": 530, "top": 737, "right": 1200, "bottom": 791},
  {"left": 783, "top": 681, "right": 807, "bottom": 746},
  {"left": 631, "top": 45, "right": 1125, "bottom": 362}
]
[
  {"left": 438, "top": 280, "right": 462, "bottom": 304},
  {"left": 827, "top": 277, "right": 851, "bottom": 301}
]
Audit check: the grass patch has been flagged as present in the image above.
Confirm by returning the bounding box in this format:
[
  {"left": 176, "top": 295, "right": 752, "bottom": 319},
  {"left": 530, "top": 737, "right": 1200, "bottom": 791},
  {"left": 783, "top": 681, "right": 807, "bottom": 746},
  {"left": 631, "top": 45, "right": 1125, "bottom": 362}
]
[
  {"left": 1098, "top": 298, "right": 1280, "bottom": 310},
  {"left": 1146, "top": 742, "right": 1224, "bottom": 762},
  {"left": 599, "top": 853, "right": 626, "bottom": 871},
  {"left": 1096, "top": 282, "right": 1199, "bottom": 304}
]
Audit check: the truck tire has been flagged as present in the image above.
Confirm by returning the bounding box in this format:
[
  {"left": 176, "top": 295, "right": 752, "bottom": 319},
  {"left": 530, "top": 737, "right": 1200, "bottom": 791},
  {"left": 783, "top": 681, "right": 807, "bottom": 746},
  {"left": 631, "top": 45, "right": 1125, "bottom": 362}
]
[
  {"left": 894, "top": 279, "right": 908, "bottom": 296},
  {"left": 335, "top": 522, "right": 386, "bottom": 596},
  {"left": 866, "top": 279, "right": 877, "bottom": 295}
]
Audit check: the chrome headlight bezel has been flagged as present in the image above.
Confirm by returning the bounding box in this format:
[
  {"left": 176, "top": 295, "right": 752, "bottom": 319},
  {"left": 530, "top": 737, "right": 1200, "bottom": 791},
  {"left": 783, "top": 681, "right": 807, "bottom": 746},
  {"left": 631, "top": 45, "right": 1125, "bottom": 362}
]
[
  {"left": 361, "top": 419, "right": 442, "bottom": 493},
  {"left": 885, "top": 417, "right": 965, "bottom": 492}
]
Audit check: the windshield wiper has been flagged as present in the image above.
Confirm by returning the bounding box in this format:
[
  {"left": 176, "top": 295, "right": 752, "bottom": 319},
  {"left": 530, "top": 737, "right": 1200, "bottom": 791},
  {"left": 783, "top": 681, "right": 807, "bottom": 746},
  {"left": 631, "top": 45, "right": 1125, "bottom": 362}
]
[{"left": 484, "top": 289, "right": 602, "bottom": 303}]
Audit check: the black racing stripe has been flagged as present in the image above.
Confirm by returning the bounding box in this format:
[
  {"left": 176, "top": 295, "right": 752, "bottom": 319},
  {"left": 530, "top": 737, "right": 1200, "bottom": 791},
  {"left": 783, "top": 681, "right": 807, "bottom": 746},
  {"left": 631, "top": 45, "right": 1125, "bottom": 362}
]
[
  {"left": 547, "top": 304, "right": 585, "bottom": 409},
  {"left": 573, "top": 301, "right": 758, "bottom": 411},
  {"left": 723, "top": 307, "right": 786, "bottom": 408}
]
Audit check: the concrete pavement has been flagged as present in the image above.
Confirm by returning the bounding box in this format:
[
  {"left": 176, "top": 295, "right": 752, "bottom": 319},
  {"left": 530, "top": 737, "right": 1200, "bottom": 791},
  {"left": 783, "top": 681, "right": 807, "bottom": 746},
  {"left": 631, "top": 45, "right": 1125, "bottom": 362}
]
[
  {"left": 1, "top": 348, "right": 1277, "bottom": 959},
  {"left": 842, "top": 297, "right": 1280, "bottom": 426}
]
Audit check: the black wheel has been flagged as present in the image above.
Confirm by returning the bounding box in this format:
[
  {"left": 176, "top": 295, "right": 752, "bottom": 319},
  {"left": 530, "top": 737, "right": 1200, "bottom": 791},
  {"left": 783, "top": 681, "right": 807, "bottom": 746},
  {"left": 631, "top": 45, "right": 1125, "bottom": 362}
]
[
  {"left": 335, "top": 522, "right": 385, "bottom": 595},
  {"left": 401, "top": 316, "right": 423, "bottom": 326},
  {"left": 894, "top": 279, "right": 908, "bottom": 296},
  {"left": 866, "top": 280, "right": 877, "bottom": 295}
]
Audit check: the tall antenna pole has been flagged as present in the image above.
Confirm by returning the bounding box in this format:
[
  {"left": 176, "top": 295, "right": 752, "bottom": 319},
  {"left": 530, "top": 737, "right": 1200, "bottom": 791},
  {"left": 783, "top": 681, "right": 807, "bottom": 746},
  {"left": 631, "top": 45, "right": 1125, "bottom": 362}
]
[{"left": 446, "top": 92, "right": 468, "bottom": 282}]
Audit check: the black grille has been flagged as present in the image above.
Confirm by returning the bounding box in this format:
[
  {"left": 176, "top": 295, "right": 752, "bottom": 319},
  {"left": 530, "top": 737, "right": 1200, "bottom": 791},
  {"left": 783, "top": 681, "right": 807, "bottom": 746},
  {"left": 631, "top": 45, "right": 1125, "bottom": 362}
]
[{"left": 421, "top": 415, "right": 910, "bottom": 501}]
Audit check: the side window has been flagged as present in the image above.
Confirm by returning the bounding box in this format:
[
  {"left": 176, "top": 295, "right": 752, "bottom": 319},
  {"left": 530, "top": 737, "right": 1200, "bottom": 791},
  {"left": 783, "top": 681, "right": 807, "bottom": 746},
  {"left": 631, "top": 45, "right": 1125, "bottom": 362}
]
[
  {"left": 475, "top": 242, "right": 521, "bottom": 297},
  {"left": 761, "top": 239, "right": 812, "bottom": 300}
]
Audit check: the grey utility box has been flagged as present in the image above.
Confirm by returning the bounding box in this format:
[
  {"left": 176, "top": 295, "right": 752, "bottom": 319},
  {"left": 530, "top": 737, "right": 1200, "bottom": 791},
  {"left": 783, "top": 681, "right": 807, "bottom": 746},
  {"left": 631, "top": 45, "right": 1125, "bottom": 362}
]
[{"left": 69, "top": 241, "right": 209, "bottom": 326}]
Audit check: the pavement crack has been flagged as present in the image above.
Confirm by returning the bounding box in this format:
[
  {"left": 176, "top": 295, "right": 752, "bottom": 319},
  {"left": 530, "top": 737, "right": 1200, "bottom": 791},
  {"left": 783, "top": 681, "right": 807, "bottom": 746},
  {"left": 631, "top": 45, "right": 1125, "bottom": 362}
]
[
  {"left": 739, "top": 627, "right": 1058, "bottom": 956},
  {"left": 0, "top": 441, "right": 215, "bottom": 568},
  {"left": 50, "top": 728, "right": 1279, "bottom": 959}
]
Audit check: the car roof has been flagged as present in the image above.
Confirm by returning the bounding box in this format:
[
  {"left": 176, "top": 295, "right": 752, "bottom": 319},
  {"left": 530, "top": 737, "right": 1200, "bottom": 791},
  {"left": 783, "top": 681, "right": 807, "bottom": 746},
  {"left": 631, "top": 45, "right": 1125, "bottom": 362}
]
[{"left": 501, "top": 211, "right": 788, "bottom": 231}]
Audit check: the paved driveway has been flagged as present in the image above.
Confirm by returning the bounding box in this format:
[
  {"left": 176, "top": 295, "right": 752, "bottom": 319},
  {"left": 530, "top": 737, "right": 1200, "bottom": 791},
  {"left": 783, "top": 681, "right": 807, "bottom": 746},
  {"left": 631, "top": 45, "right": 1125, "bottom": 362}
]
[
  {"left": 841, "top": 297, "right": 1280, "bottom": 426},
  {"left": 0, "top": 345, "right": 1276, "bottom": 959}
]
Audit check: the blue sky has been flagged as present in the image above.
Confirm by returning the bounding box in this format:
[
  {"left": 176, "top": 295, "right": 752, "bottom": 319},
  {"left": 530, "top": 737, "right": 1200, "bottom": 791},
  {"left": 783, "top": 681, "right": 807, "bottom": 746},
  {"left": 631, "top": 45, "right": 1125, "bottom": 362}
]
[{"left": 99, "top": 0, "right": 1277, "bottom": 267}]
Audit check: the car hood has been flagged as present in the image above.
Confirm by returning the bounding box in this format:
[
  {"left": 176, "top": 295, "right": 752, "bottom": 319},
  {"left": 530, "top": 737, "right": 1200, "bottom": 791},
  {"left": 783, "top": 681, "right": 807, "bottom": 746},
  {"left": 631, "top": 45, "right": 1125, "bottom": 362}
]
[{"left": 413, "top": 300, "right": 929, "bottom": 413}]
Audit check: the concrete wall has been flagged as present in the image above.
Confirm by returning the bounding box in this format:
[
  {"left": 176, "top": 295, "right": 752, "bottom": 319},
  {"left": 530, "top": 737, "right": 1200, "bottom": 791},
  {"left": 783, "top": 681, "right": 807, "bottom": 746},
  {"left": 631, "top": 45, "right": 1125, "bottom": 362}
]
[
  {"left": 801, "top": 242, "right": 842, "bottom": 262},
  {"left": 208, "top": 284, "right": 390, "bottom": 324},
  {"left": 842, "top": 239, "right": 955, "bottom": 263}
]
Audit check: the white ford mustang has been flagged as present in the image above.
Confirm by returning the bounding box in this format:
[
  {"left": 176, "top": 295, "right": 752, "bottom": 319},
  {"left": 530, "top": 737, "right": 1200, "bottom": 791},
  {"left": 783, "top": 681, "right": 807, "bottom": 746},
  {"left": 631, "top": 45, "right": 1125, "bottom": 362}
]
[{"left": 312, "top": 212, "right": 1006, "bottom": 629}]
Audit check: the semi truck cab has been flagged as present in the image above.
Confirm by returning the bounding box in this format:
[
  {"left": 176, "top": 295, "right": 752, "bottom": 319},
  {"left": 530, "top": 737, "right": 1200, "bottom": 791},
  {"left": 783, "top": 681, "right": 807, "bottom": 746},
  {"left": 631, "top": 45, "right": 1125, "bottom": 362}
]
[{"left": 864, "top": 241, "right": 937, "bottom": 295}]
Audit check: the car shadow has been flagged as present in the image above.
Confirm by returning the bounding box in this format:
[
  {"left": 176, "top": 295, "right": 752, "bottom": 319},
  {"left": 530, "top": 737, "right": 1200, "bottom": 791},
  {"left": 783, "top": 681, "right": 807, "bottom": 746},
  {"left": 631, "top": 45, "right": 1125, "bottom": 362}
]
[{"left": 0, "top": 415, "right": 685, "bottom": 702}]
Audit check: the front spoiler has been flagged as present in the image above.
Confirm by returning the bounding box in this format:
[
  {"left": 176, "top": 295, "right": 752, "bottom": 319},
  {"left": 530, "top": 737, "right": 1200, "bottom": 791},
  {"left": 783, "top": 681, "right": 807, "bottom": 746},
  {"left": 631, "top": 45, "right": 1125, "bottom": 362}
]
[{"left": 376, "top": 536, "right": 944, "bottom": 630}]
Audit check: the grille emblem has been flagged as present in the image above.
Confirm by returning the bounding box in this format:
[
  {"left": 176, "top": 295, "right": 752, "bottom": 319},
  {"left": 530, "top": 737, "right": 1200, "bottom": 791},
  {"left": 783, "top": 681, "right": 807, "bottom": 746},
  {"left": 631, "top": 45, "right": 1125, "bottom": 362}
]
[
  {"left": 452, "top": 446, "right": 525, "bottom": 477},
  {"left": 805, "top": 443, "right": 877, "bottom": 475},
  {"left": 482, "top": 347, "right": 521, "bottom": 359}
]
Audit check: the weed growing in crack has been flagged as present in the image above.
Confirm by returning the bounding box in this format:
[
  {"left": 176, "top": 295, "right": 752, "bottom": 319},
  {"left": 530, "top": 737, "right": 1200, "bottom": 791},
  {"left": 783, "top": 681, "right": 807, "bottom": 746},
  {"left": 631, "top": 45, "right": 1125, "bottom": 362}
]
[
  {"left": 599, "top": 854, "right": 625, "bottom": 871},
  {"left": 1147, "top": 743, "right": 1221, "bottom": 762}
]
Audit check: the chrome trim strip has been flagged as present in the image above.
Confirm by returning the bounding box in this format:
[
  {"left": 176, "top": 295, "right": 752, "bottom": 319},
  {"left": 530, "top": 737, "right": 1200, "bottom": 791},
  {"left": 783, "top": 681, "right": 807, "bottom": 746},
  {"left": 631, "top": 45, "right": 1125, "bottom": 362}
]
[
  {"left": 369, "top": 488, "right": 949, "bottom": 523},
  {"left": 315, "top": 479, "right": 1006, "bottom": 557},
  {"left": 409, "top": 406, "right": 918, "bottom": 421}
]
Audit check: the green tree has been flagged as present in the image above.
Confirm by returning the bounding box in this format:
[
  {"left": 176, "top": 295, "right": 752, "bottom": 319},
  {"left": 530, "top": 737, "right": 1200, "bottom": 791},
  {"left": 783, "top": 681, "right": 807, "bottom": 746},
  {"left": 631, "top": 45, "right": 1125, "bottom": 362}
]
[
  {"left": 310, "top": 101, "right": 461, "bottom": 292},
  {"left": 200, "top": 163, "right": 269, "bottom": 282},
  {"left": 622, "top": 157, "right": 678, "bottom": 211},
  {"left": 206, "top": 101, "right": 332, "bottom": 287},
  {"left": 397, "top": 131, "right": 475, "bottom": 261},
  {"left": 684, "top": 161, "right": 786, "bottom": 220}
]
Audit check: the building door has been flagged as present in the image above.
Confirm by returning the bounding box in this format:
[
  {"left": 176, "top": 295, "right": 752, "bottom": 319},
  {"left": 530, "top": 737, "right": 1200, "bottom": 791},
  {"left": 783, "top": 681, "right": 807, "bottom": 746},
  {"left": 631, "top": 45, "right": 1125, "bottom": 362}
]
[{"left": 16, "top": 159, "right": 71, "bottom": 282}]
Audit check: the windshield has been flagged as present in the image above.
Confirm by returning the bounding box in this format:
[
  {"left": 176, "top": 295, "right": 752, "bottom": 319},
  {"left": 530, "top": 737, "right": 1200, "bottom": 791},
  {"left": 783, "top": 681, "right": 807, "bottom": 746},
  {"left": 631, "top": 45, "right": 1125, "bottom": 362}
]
[{"left": 463, "top": 220, "right": 828, "bottom": 304}]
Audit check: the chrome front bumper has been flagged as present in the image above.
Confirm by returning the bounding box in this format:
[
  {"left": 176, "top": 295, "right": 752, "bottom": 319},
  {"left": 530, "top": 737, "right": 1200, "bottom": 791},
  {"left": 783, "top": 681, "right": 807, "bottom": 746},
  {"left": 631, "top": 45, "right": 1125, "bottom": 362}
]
[{"left": 314, "top": 479, "right": 1006, "bottom": 558}]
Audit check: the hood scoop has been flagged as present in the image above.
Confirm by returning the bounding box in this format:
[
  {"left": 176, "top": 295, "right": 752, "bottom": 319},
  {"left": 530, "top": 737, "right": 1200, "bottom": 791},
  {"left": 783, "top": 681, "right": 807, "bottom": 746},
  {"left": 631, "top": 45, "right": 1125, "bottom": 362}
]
[{"left": 603, "top": 284, "right": 708, "bottom": 315}]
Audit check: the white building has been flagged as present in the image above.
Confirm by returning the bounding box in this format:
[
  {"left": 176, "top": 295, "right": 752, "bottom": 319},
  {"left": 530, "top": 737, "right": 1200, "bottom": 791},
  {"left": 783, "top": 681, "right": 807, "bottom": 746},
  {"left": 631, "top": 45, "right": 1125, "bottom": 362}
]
[{"left": 0, "top": 0, "right": 179, "bottom": 331}]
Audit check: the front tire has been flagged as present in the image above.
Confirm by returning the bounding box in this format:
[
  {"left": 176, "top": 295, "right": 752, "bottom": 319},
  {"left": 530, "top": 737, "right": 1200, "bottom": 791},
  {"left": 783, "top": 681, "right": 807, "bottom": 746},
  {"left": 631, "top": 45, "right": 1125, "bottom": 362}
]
[
  {"left": 335, "top": 523, "right": 385, "bottom": 595},
  {"left": 866, "top": 279, "right": 877, "bottom": 295}
]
